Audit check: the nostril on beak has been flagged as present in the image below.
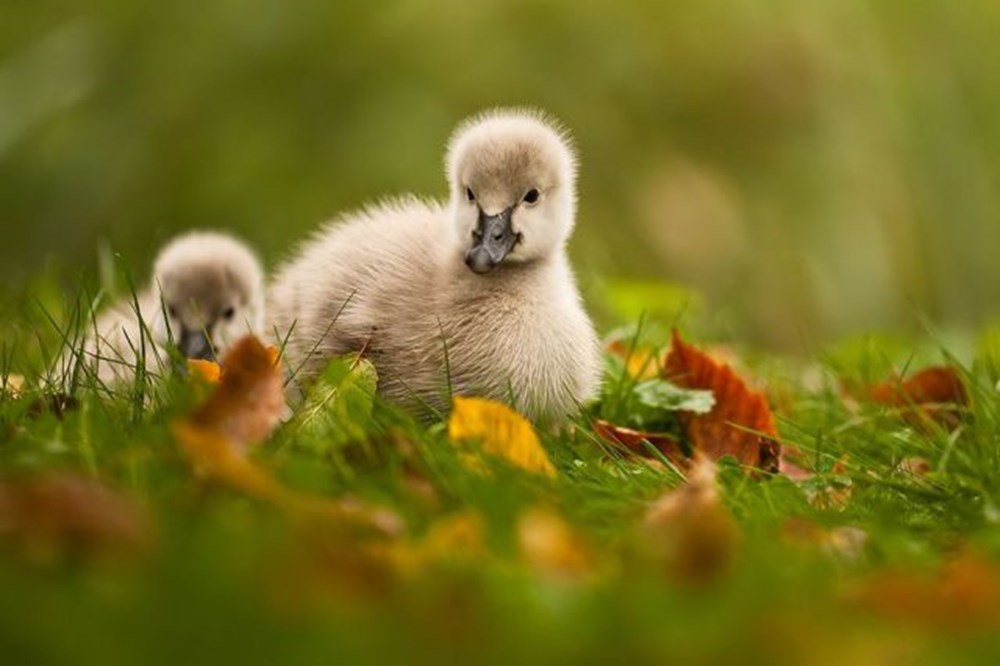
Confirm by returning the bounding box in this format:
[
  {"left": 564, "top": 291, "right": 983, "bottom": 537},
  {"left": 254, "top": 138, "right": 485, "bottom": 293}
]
[{"left": 491, "top": 231, "right": 504, "bottom": 241}]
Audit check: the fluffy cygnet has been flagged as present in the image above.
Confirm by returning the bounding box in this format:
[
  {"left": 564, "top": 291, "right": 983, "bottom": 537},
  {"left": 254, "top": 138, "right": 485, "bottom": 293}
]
[
  {"left": 268, "top": 109, "right": 601, "bottom": 423},
  {"left": 61, "top": 231, "right": 264, "bottom": 385}
]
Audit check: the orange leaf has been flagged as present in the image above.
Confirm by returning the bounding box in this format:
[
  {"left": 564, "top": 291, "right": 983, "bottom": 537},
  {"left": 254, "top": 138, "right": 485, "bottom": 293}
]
[
  {"left": 0, "top": 473, "right": 149, "bottom": 564},
  {"left": 848, "top": 550, "right": 1000, "bottom": 630},
  {"left": 663, "top": 331, "right": 780, "bottom": 472},
  {"left": 867, "top": 366, "right": 967, "bottom": 429},
  {"left": 592, "top": 419, "right": 687, "bottom": 468},
  {"left": 187, "top": 359, "right": 221, "bottom": 383},
  {"left": 186, "top": 336, "right": 285, "bottom": 451}
]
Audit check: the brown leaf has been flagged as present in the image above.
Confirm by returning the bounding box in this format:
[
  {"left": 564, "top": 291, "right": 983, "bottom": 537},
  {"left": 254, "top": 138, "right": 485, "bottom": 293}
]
[
  {"left": 867, "top": 366, "right": 968, "bottom": 429},
  {"left": 641, "top": 456, "right": 740, "bottom": 584},
  {"left": 0, "top": 473, "right": 149, "bottom": 564},
  {"left": 848, "top": 550, "right": 1000, "bottom": 630},
  {"left": 592, "top": 419, "right": 687, "bottom": 468},
  {"left": 663, "top": 330, "right": 780, "bottom": 472},
  {"left": 186, "top": 336, "right": 285, "bottom": 451}
]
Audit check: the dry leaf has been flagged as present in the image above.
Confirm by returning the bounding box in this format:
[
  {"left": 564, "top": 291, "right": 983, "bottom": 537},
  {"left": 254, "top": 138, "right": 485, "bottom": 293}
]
[
  {"left": 448, "top": 396, "right": 556, "bottom": 477},
  {"left": 592, "top": 419, "right": 687, "bottom": 468},
  {"left": 0, "top": 473, "right": 149, "bottom": 564},
  {"left": 664, "top": 330, "right": 780, "bottom": 472},
  {"left": 808, "top": 455, "right": 853, "bottom": 510},
  {"left": 517, "top": 507, "right": 591, "bottom": 581},
  {"left": 848, "top": 550, "right": 1000, "bottom": 630},
  {"left": 185, "top": 336, "right": 285, "bottom": 451},
  {"left": 384, "top": 512, "right": 487, "bottom": 576},
  {"left": 898, "top": 457, "right": 931, "bottom": 476},
  {"left": 641, "top": 456, "right": 739, "bottom": 584},
  {"left": 867, "top": 366, "right": 967, "bottom": 429},
  {"left": 173, "top": 336, "right": 289, "bottom": 499}
]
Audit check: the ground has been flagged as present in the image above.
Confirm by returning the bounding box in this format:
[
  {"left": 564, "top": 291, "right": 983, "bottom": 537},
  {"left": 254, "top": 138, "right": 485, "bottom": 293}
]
[{"left": 1, "top": 305, "right": 1000, "bottom": 666}]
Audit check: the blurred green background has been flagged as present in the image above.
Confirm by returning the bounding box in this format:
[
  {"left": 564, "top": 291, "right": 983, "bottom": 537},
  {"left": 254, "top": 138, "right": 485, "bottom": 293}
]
[{"left": 2, "top": 0, "right": 999, "bottom": 350}]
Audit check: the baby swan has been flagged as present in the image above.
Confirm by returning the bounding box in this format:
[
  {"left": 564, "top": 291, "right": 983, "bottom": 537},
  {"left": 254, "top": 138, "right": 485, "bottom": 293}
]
[
  {"left": 62, "top": 231, "right": 265, "bottom": 385},
  {"left": 269, "top": 109, "right": 601, "bottom": 423}
]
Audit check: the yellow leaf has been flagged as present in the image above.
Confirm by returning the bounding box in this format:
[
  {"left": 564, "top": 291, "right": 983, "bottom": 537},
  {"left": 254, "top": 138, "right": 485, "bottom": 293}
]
[
  {"left": 448, "top": 396, "right": 556, "bottom": 477},
  {"left": 517, "top": 507, "right": 591, "bottom": 580},
  {"left": 171, "top": 421, "right": 286, "bottom": 502}
]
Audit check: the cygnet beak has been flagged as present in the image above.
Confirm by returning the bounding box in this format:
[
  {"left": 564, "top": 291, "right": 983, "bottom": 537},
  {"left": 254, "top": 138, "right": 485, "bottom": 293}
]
[
  {"left": 465, "top": 207, "right": 519, "bottom": 274},
  {"left": 179, "top": 329, "right": 215, "bottom": 361}
]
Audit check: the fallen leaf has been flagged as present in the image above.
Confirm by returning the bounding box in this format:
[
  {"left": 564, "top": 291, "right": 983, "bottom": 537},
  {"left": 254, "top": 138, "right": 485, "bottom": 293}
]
[
  {"left": 848, "top": 550, "right": 1000, "bottom": 630},
  {"left": 593, "top": 419, "right": 687, "bottom": 467},
  {"left": 0, "top": 473, "right": 149, "bottom": 564},
  {"left": 185, "top": 336, "right": 285, "bottom": 451},
  {"left": 641, "top": 456, "right": 739, "bottom": 584},
  {"left": 384, "top": 512, "right": 487, "bottom": 576},
  {"left": 448, "top": 397, "right": 556, "bottom": 477},
  {"left": 517, "top": 507, "right": 591, "bottom": 581},
  {"left": 187, "top": 359, "right": 221, "bottom": 383},
  {"left": 867, "top": 366, "right": 968, "bottom": 429},
  {"left": 173, "top": 336, "right": 289, "bottom": 498},
  {"left": 171, "top": 421, "right": 286, "bottom": 501},
  {"left": 663, "top": 330, "right": 780, "bottom": 472}
]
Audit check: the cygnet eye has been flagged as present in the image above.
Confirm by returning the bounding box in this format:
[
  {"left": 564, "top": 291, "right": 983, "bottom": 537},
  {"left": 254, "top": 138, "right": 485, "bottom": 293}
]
[
  {"left": 167, "top": 305, "right": 179, "bottom": 319},
  {"left": 465, "top": 186, "right": 476, "bottom": 203},
  {"left": 523, "top": 188, "right": 540, "bottom": 205},
  {"left": 221, "top": 306, "right": 236, "bottom": 321}
]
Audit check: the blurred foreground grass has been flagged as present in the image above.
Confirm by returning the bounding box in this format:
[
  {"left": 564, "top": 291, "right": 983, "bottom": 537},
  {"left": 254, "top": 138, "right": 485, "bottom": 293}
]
[{"left": 2, "top": 290, "right": 1000, "bottom": 664}]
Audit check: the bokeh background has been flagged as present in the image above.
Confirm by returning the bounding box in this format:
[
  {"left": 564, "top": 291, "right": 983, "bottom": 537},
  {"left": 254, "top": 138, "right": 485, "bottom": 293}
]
[{"left": 2, "top": 0, "right": 999, "bottom": 350}]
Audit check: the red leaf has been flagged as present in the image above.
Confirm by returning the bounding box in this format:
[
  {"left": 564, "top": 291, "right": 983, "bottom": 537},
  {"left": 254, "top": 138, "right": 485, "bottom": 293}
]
[
  {"left": 867, "top": 366, "right": 967, "bottom": 429},
  {"left": 592, "top": 419, "right": 687, "bottom": 468},
  {"left": 663, "top": 330, "right": 780, "bottom": 473}
]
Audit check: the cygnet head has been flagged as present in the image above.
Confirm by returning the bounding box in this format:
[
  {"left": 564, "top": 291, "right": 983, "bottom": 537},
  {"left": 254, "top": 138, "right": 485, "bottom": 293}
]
[
  {"left": 151, "top": 231, "right": 264, "bottom": 360},
  {"left": 446, "top": 109, "right": 577, "bottom": 274}
]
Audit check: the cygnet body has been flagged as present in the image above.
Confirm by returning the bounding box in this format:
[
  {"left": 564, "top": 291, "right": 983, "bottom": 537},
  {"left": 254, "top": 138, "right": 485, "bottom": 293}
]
[
  {"left": 269, "top": 109, "right": 601, "bottom": 424},
  {"left": 61, "top": 231, "right": 265, "bottom": 385}
]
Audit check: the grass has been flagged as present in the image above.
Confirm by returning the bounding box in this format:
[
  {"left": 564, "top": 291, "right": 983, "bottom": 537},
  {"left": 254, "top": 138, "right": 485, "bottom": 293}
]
[{"left": 2, "top": 288, "right": 1000, "bottom": 666}]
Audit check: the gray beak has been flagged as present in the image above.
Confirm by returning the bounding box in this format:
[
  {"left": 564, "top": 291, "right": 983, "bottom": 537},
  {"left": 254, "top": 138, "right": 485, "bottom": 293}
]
[
  {"left": 179, "top": 329, "right": 215, "bottom": 361},
  {"left": 465, "top": 207, "right": 519, "bottom": 274}
]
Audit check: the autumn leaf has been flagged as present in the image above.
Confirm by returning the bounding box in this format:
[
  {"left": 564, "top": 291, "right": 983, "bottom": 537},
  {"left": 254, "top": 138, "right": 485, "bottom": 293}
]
[
  {"left": 517, "top": 506, "right": 592, "bottom": 581},
  {"left": 663, "top": 330, "right": 780, "bottom": 472},
  {"left": 187, "top": 359, "right": 221, "bottom": 383},
  {"left": 184, "top": 336, "right": 285, "bottom": 451},
  {"left": 448, "top": 396, "right": 556, "bottom": 477},
  {"left": 593, "top": 419, "right": 687, "bottom": 467},
  {"left": 867, "top": 365, "right": 968, "bottom": 429},
  {"left": 173, "top": 336, "right": 287, "bottom": 497},
  {"left": 0, "top": 473, "right": 149, "bottom": 564},
  {"left": 640, "top": 456, "right": 739, "bottom": 584},
  {"left": 848, "top": 550, "right": 1000, "bottom": 630}
]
